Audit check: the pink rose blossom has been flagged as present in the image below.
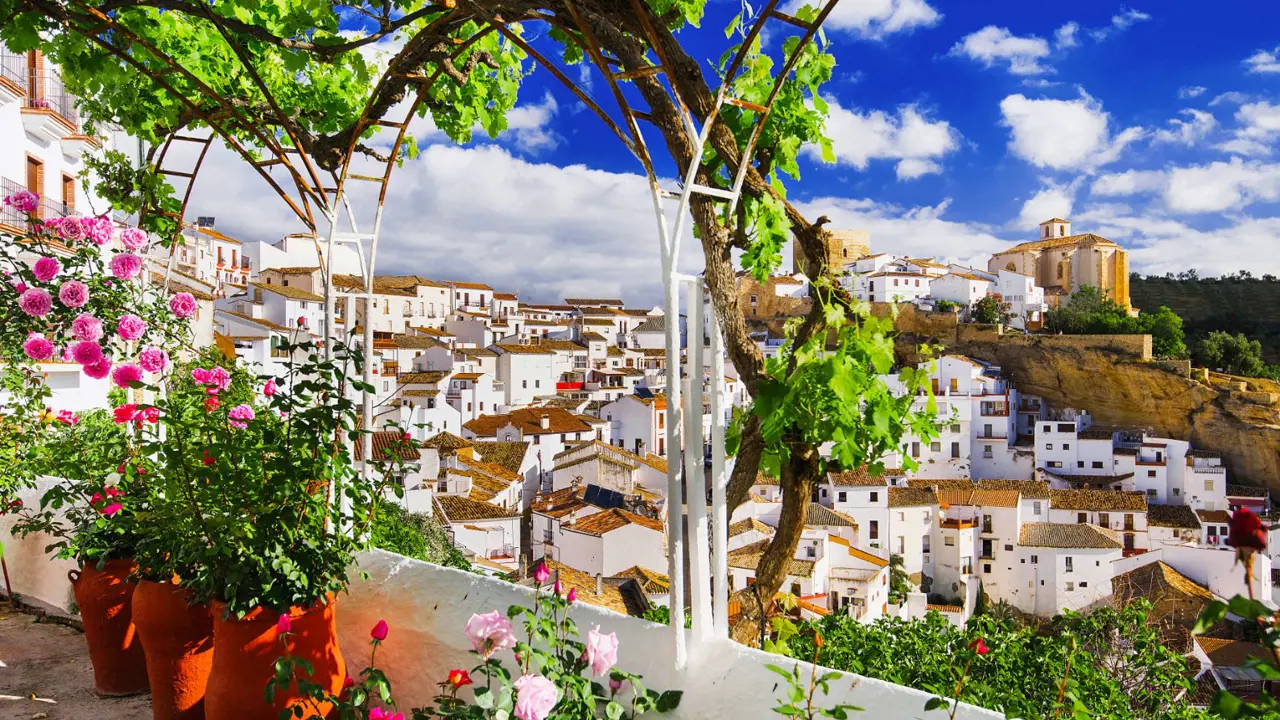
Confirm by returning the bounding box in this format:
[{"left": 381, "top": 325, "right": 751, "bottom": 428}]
[
  {"left": 57, "top": 217, "right": 86, "bottom": 244},
  {"left": 512, "top": 674, "right": 559, "bottom": 720},
  {"left": 567, "top": 587, "right": 577, "bottom": 604},
  {"left": 82, "top": 216, "right": 113, "bottom": 246},
  {"left": 3, "top": 190, "right": 38, "bottom": 214},
  {"left": 208, "top": 367, "right": 230, "bottom": 392},
  {"left": 609, "top": 677, "right": 624, "bottom": 692},
  {"left": 533, "top": 560, "right": 550, "bottom": 585},
  {"left": 113, "top": 404, "right": 138, "bottom": 424},
  {"left": 32, "top": 256, "right": 60, "bottom": 283},
  {"left": 71, "top": 314, "right": 103, "bottom": 342},
  {"left": 227, "top": 404, "right": 255, "bottom": 429},
  {"left": 276, "top": 614, "right": 291, "bottom": 635},
  {"left": 584, "top": 626, "right": 619, "bottom": 677},
  {"left": 18, "top": 288, "right": 52, "bottom": 317},
  {"left": 112, "top": 363, "right": 143, "bottom": 389},
  {"left": 371, "top": 619, "right": 389, "bottom": 641},
  {"left": 116, "top": 314, "right": 147, "bottom": 341},
  {"left": 23, "top": 334, "right": 54, "bottom": 361},
  {"left": 119, "top": 228, "right": 147, "bottom": 251},
  {"left": 12, "top": 281, "right": 26, "bottom": 293},
  {"left": 169, "top": 292, "right": 197, "bottom": 318},
  {"left": 463, "top": 610, "right": 518, "bottom": 657},
  {"left": 100, "top": 503, "right": 122, "bottom": 516},
  {"left": 70, "top": 340, "right": 103, "bottom": 366},
  {"left": 109, "top": 253, "right": 143, "bottom": 280},
  {"left": 138, "top": 347, "right": 169, "bottom": 374},
  {"left": 58, "top": 281, "right": 89, "bottom": 309},
  {"left": 83, "top": 358, "right": 112, "bottom": 380},
  {"left": 55, "top": 410, "right": 78, "bottom": 425},
  {"left": 263, "top": 378, "right": 278, "bottom": 397}
]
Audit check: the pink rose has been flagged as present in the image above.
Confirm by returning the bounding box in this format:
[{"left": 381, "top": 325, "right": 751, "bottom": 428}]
[
  {"left": 263, "top": 378, "right": 278, "bottom": 397},
  {"left": 463, "top": 610, "right": 518, "bottom": 657},
  {"left": 23, "top": 334, "right": 54, "bottom": 361},
  {"left": 512, "top": 674, "right": 559, "bottom": 720},
  {"left": 55, "top": 409, "right": 78, "bottom": 425},
  {"left": 584, "top": 626, "right": 619, "bottom": 676},
  {"left": 82, "top": 216, "right": 113, "bottom": 246},
  {"left": 227, "top": 404, "right": 255, "bottom": 429},
  {"left": 70, "top": 340, "right": 104, "bottom": 366},
  {"left": 100, "top": 502, "right": 123, "bottom": 516},
  {"left": 112, "top": 363, "right": 143, "bottom": 389},
  {"left": 71, "top": 314, "right": 103, "bottom": 342},
  {"left": 3, "top": 190, "right": 38, "bottom": 214},
  {"left": 276, "top": 614, "right": 291, "bottom": 635},
  {"left": 119, "top": 228, "right": 147, "bottom": 251},
  {"left": 32, "top": 256, "right": 60, "bottom": 283},
  {"left": 58, "top": 281, "right": 89, "bottom": 309},
  {"left": 83, "top": 358, "right": 112, "bottom": 380},
  {"left": 533, "top": 560, "right": 550, "bottom": 585},
  {"left": 57, "top": 216, "right": 86, "bottom": 243},
  {"left": 18, "top": 288, "right": 52, "bottom": 317},
  {"left": 116, "top": 314, "right": 147, "bottom": 341},
  {"left": 370, "top": 619, "right": 389, "bottom": 641},
  {"left": 207, "top": 367, "right": 231, "bottom": 392},
  {"left": 138, "top": 347, "right": 169, "bottom": 374},
  {"left": 169, "top": 292, "right": 197, "bottom": 318},
  {"left": 12, "top": 281, "right": 26, "bottom": 293},
  {"left": 109, "top": 253, "right": 143, "bottom": 280}
]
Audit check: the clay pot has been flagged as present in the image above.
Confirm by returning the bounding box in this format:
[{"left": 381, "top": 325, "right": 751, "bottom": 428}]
[
  {"left": 205, "top": 595, "right": 345, "bottom": 720},
  {"left": 69, "top": 559, "right": 150, "bottom": 696},
  {"left": 133, "top": 579, "right": 214, "bottom": 720}
]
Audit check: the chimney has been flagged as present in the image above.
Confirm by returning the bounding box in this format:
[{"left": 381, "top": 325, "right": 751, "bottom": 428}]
[
  {"left": 596, "top": 573, "right": 603, "bottom": 595},
  {"left": 540, "top": 414, "right": 550, "bottom": 430}
]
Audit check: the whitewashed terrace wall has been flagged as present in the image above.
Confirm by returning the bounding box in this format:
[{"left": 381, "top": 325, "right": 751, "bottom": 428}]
[
  {"left": 340, "top": 550, "right": 1002, "bottom": 720},
  {"left": 0, "top": 479, "right": 1000, "bottom": 719}
]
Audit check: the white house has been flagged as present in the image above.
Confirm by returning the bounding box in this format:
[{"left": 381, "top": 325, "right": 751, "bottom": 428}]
[
  {"left": 601, "top": 394, "right": 668, "bottom": 457},
  {"left": 434, "top": 495, "right": 521, "bottom": 571},
  {"left": 930, "top": 272, "right": 991, "bottom": 309},
  {"left": 493, "top": 343, "right": 557, "bottom": 407},
  {"left": 1013, "top": 523, "right": 1122, "bottom": 616},
  {"left": 994, "top": 269, "right": 1046, "bottom": 330},
  {"left": 1047, "top": 489, "right": 1148, "bottom": 553},
  {"left": 555, "top": 508, "right": 667, "bottom": 578}
]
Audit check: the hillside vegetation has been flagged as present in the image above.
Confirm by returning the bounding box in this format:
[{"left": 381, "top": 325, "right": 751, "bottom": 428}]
[{"left": 1131, "top": 274, "right": 1280, "bottom": 362}]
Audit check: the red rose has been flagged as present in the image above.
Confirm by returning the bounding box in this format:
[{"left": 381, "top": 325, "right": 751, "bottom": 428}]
[
  {"left": 447, "top": 669, "right": 473, "bottom": 689},
  {"left": 1228, "top": 508, "right": 1268, "bottom": 553},
  {"left": 968, "top": 637, "right": 989, "bottom": 656}
]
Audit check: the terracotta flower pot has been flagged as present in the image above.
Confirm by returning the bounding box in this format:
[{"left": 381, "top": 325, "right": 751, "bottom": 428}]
[
  {"left": 69, "top": 559, "right": 150, "bottom": 696},
  {"left": 205, "top": 595, "right": 345, "bottom": 720},
  {"left": 133, "top": 579, "right": 214, "bottom": 720}
]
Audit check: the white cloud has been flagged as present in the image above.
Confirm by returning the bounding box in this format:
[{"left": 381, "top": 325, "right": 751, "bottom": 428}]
[
  {"left": 1090, "top": 169, "right": 1166, "bottom": 197},
  {"left": 1088, "top": 8, "right": 1151, "bottom": 41},
  {"left": 1215, "top": 138, "right": 1272, "bottom": 157},
  {"left": 1210, "top": 91, "right": 1250, "bottom": 107},
  {"left": 503, "top": 93, "right": 562, "bottom": 154},
  {"left": 790, "top": 0, "right": 941, "bottom": 39},
  {"left": 180, "top": 143, "right": 706, "bottom": 306},
  {"left": 1245, "top": 46, "right": 1280, "bottom": 74},
  {"left": 1214, "top": 101, "right": 1280, "bottom": 157},
  {"left": 1018, "top": 182, "right": 1076, "bottom": 228},
  {"left": 1178, "top": 86, "right": 1207, "bottom": 99},
  {"left": 790, "top": 197, "right": 1005, "bottom": 268},
  {"left": 949, "top": 26, "right": 1052, "bottom": 76},
  {"left": 1152, "top": 109, "right": 1217, "bottom": 146},
  {"left": 999, "top": 91, "right": 1144, "bottom": 170},
  {"left": 1165, "top": 158, "right": 1280, "bottom": 213},
  {"left": 809, "top": 99, "right": 960, "bottom": 180},
  {"left": 1053, "top": 22, "right": 1080, "bottom": 50}
]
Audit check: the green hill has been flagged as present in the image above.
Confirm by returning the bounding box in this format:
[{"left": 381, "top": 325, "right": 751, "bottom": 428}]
[{"left": 1131, "top": 275, "right": 1280, "bottom": 362}]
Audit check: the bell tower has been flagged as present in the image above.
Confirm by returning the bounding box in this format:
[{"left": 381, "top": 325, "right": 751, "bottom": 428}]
[{"left": 1038, "top": 218, "right": 1072, "bottom": 240}]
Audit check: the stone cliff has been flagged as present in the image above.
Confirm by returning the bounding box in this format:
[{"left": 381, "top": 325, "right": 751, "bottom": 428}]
[{"left": 906, "top": 336, "right": 1280, "bottom": 488}]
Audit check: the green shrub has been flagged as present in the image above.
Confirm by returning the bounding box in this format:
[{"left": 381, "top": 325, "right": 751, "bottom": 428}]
[{"left": 370, "top": 503, "right": 470, "bottom": 571}]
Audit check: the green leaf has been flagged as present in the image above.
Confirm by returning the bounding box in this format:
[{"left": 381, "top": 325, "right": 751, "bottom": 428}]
[
  {"left": 655, "top": 690, "right": 683, "bottom": 712},
  {"left": 924, "top": 697, "right": 949, "bottom": 712}
]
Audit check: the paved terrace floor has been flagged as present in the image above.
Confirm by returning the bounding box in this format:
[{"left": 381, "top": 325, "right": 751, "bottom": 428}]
[{"left": 0, "top": 609, "right": 150, "bottom": 719}]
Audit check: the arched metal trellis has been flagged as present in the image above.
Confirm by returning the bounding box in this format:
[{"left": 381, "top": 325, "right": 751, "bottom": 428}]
[{"left": 36, "top": 0, "right": 841, "bottom": 665}]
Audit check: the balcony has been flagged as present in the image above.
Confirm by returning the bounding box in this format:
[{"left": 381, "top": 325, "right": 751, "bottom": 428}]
[
  {"left": 21, "top": 67, "right": 79, "bottom": 141},
  {"left": 976, "top": 432, "right": 1007, "bottom": 440},
  {"left": 0, "top": 177, "right": 71, "bottom": 234},
  {"left": 980, "top": 405, "right": 1009, "bottom": 417},
  {"left": 0, "top": 49, "right": 24, "bottom": 107},
  {"left": 941, "top": 518, "right": 977, "bottom": 530}
]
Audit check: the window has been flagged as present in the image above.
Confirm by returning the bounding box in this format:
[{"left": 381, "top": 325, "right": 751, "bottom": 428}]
[
  {"left": 1043, "top": 424, "right": 1051, "bottom": 433},
  {"left": 1030, "top": 554, "right": 1038, "bottom": 564},
  {"left": 1063, "top": 443, "right": 1070, "bottom": 450},
  {"left": 837, "top": 491, "right": 847, "bottom": 502},
  {"left": 1004, "top": 544, "right": 1013, "bottom": 552},
  {"left": 805, "top": 545, "right": 816, "bottom": 559},
  {"left": 522, "top": 380, "right": 527, "bottom": 389},
  {"left": 1146, "top": 489, "right": 1157, "bottom": 498},
  {"left": 951, "top": 443, "right": 960, "bottom": 458},
  {"left": 983, "top": 563, "right": 991, "bottom": 574},
  {"left": 1032, "top": 501, "right": 1042, "bottom": 514},
  {"left": 896, "top": 537, "right": 904, "bottom": 554},
  {"left": 1065, "top": 581, "right": 1075, "bottom": 592},
  {"left": 1064, "top": 557, "right": 1074, "bottom": 573},
  {"left": 930, "top": 441, "right": 941, "bottom": 452},
  {"left": 1148, "top": 470, "right": 1157, "bottom": 478},
  {"left": 1205, "top": 479, "right": 1215, "bottom": 491},
  {"left": 1046, "top": 444, "right": 1054, "bottom": 450},
  {"left": 1173, "top": 488, "right": 1181, "bottom": 496},
  {"left": 750, "top": 294, "right": 757, "bottom": 305},
  {"left": 922, "top": 537, "right": 931, "bottom": 554},
  {"left": 950, "top": 423, "right": 961, "bottom": 434},
  {"left": 1079, "top": 581, "right": 1088, "bottom": 588},
  {"left": 1092, "top": 461, "right": 1104, "bottom": 469},
  {"left": 535, "top": 380, "right": 540, "bottom": 388},
  {"left": 869, "top": 491, "right": 878, "bottom": 502},
  {"left": 1099, "top": 513, "right": 1110, "bottom": 528},
  {"left": 1048, "top": 461, "right": 1062, "bottom": 468},
  {"left": 1077, "top": 461, "right": 1084, "bottom": 468},
  {"left": 869, "top": 521, "right": 879, "bottom": 540},
  {"left": 1076, "top": 513, "right": 1087, "bottom": 524},
  {"left": 61, "top": 174, "right": 75, "bottom": 212},
  {"left": 911, "top": 442, "right": 920, "bottom": 458},
  {"left": 944, "top": 536, "right": 955, "bottom": 546}
]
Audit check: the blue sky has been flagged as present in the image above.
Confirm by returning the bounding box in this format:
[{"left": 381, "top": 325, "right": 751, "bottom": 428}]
[{"left": 195, "top": 1, "right": 1280, "bottom": 305}]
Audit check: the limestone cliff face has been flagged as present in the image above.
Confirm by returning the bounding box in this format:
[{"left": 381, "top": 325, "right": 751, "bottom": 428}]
[{"left": 931, "top": 339, "right": 1280, "bottom": 487}]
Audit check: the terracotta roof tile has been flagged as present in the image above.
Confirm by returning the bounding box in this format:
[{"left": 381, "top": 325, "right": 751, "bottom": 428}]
[
  {"left": 996, "top": 233, "right": 1117, "bottom": 255},
  {"left": 434, "top": 494, "right": 518, "bottom": 522},
  {"left": 828, "top": 466, "right": 892, "bottom": 487},
  {"left": 533, "top": 559, "right": 647, "bottom": 616},
  {"left": 563, "top": 508, "right": 665, "bottom": 536},
  {"left": 608, "top": 566, "right": 670, "bottom": 594},
  {"left": 978, "top": 479, "right": 1051, "bottom": 499},
  {"left": 1049, "top": 489, "right": 1147, "bottom": 512},
  {"left": 472, "top": 441, "right": 530, "bottom": 474},
  {"left": 807, "top": 503, "right": 857, "bottom": 527},
  {"left": 888, "top": 487, "right": 938, "bottom": 507},
  {"left": 1019, "top": 522, "right": 1121, "bottom": 549},
  {"left": 464, "top": 408, "right": 592, "bottom": 437},
  {"left": 1196, "top": 637, "right": 1276, "bottom": 669},
  {"left": 728, "top": 517, "right": 775, "bottom": 538},
  {"left": 727, "top": 539, "right": 816, "bottom": 577},
  {"left": 1147, "top": 504, "right": 1202, "bottom": 529},
  {"left": 1114, "top": 561, "right": 1216, "bottom": 604}
]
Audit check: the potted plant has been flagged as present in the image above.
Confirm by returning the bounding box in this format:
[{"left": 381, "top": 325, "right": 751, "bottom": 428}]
[{"left": 132, "top": 338, "right": 403, "bottom": 720}]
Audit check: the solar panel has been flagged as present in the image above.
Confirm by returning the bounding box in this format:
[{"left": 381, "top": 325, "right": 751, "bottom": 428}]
[{"left": 584, "top": 484, "right": 625, "bottom": 509}]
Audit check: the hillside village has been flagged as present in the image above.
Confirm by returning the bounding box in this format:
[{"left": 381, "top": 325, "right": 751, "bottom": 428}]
[{"left": 55, "top": 214, "right": 1258, "bottom": 649}]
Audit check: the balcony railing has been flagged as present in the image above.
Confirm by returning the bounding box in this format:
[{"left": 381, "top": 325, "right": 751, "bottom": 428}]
[
  {"left": 0, "top": 177, "right": 70, "bottom": 232},
  {"left": 0, "top": 49, "right": 25, "bottom": 89},
  {"left": 23, "top": 66, "right": 79, "bottom": 128}
]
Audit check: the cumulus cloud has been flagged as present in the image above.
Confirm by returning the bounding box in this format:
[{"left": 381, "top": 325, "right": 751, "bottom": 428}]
[
  {"left": 1245, "top": 46, "right": 1280, "bottom": 74},
  {"left": 1214, "top": 101, "right": 1280, "bottom": 157},
  {"left": 1164, "top": 158, "right": 1280, "bottom": 213},
  {"left": 1087, "top": 8, "right": 1151, "bottom": 41},
  {"left": 1178, "top": 86, "right": 1207, "bottom": 99},
  {"left": 1090, "top": 169, "right": 1167, "bottom": 197},
  {"left": 1053, "top": 22, "right": 1080, "bottom": 50},
  {"left": 1017, "top": 183, "right": 1077, "bottom": 228},
  {"left": 1210, "top": 91, "right": 1251, "bottom": 107},
  {"left": 1151, "top": 109, "right": 1217, "bottom": 146},
  {"left": 788, "top": 0, "right": 940, "bottom": 39},
  {"left": 809, "top": 99, "right": 960, "bottom": 180},
  {"left": 999, "top": 91, "right": 1144, "bottom": 170},
  {"left": 949, "top": 26, "right": 1052, "bottom": 76}
]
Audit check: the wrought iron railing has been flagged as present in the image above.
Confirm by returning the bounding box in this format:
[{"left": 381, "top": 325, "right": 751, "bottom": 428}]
[
  {"left": 0, "top": 176, "right": 26, "bottom": 230},
  {"left": 23, "top": 65, "right": 79, "bottom": 128},
  {"left": 0, "top": 49, "right": 25, "bottom": 89}
]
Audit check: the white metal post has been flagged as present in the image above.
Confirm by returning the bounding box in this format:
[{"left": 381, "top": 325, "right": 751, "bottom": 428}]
[
  {"left": 684, "top": 280, "right": 713, "bottom": 642},
  {"left": 662, "top": 267, "right": 686, "bottom": 668},
  {"left": 708, "top": 303, "right": 729, "bottom": 637}
]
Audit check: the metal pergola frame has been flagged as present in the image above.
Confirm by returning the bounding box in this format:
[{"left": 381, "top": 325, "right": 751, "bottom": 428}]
[{"left": 42, "top": 0, "right": 841, "bottom": 666}]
